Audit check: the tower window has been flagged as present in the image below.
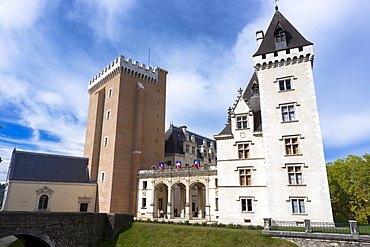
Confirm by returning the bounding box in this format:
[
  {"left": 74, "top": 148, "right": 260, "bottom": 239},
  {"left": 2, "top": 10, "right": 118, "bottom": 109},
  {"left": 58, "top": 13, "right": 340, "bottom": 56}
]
[
  {"left": 279, "top": 79, "right": 292, "bottom": 91},
  {"left": 274, "top": 23, "right": 287, "bottom": 49},
  {"left": 239, "top": 169, "right": 251, "bottom": 186},
  {"left": 104, "top": 136, "right": 109, "bottom": 146},
  {"left": 107, "top": 87, "right": 113, "bottom": 98},
  {"left": 292, "top": 199, "right": 305, "bottom": 214},
  {"left": 288, "top": 165, "right": 302, "bottom": 184},
  {"left": 238, "top": 143, "right": 250, "bottom": 159},
  {"left": 241, "top": 198, "right": 253, "bottom": 212},
  {"left": 106, "top": 110, "right": 111, "bottom": 120},
  {"left": 101, "top": 172, "right": 105, "bottom": 182},
  {"left": 252, "top": 83, "right": 259, "bottom": 96},
  {"left": 285, "top": 137, "right": 299, "bottom": 155},
  {"left": 281, "top": 105, "right": 295, "bottom": 122}
]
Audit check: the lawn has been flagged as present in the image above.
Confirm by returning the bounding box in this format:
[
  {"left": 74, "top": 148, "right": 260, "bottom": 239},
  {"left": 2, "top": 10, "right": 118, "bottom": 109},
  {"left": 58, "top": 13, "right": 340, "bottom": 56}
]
[{"left": 98, "top": 222, "right": 297, "bottom": 247}]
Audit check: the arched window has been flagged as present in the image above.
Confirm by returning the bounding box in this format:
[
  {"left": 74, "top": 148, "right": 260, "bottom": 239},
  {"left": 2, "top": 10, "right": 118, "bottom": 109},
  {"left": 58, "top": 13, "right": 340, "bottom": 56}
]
[{"left": 38, "top": 195, "right": 49, "bottom": 210}]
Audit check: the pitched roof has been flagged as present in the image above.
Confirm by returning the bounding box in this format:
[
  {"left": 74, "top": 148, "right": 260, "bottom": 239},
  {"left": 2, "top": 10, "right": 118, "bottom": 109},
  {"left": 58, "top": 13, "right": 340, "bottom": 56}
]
[
  {"left": 165, "top": 125, "right": 215, "bottom": 156},
  {"left": 253, "top": 9, "right": 312, "bottom": 56},
  {"left": 7, "top": 149, "right": 93, "bottom": 183}
]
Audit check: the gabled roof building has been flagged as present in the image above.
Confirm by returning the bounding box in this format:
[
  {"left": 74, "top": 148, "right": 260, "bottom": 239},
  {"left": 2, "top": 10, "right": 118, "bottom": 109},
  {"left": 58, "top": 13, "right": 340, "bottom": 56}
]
[{"left": 2, "top": 149, "right": 97, "bottom": 212}]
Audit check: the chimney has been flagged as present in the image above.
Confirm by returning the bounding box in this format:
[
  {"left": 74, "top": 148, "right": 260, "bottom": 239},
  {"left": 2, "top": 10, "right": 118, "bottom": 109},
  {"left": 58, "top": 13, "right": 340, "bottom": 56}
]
[{"left": 256, "top": 30, "right": 264, "bottom": 47}]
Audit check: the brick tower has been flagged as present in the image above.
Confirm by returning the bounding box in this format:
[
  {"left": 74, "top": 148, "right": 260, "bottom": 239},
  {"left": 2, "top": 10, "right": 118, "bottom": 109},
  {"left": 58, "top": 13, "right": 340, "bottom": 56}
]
[{"left": 84, "top": 55, "right": 168, "bottom": 213}]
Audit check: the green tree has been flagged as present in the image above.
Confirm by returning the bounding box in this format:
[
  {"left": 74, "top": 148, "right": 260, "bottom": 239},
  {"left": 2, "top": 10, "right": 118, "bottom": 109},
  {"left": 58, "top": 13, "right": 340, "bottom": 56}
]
[{"left": 327, "top": 154, "right": 370, "bottom": 223}]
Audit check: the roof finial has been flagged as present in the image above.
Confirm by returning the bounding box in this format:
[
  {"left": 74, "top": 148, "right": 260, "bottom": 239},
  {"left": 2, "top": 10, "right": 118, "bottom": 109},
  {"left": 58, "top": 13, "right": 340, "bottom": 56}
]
[{"left": 274, "top": 0, "right": 279, "bottom": 11}]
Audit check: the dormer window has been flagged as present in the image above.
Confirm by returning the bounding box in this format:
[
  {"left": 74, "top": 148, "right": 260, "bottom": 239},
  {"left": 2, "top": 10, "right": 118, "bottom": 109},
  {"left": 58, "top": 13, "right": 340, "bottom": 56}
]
[
  {"left": 275, "top": 22, "right": 287, "bottom": 49},
  {"left": 251, "top": 82, "right": 259, "bottom": 96}
]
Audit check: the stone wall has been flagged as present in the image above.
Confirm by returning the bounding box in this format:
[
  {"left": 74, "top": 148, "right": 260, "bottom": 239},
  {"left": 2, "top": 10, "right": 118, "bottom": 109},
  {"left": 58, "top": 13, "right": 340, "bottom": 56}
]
[
  {"left": 278, "top": 236, "right": 370, "bottom": 247},
  {"left": 0, "top": 211, "right": 133, "bottom": 247}
]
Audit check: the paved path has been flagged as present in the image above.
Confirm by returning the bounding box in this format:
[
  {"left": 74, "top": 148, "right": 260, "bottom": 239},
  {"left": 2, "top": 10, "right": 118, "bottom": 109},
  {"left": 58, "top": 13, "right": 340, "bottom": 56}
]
[{"left": 0, "top": 236, "right": 17, "bottom": 247}]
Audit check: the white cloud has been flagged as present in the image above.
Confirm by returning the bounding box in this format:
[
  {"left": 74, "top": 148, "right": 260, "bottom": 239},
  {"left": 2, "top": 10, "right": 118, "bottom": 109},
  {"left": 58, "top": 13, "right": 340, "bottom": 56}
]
[
  {"left": 321, "top": 111, "right": 370, "bottom": 147},
  {"left": 0, "top": 0, "right": 47, "bottom": 29},
  {"left": 71, "top": 0, "right": 136, "bottom": 40}
]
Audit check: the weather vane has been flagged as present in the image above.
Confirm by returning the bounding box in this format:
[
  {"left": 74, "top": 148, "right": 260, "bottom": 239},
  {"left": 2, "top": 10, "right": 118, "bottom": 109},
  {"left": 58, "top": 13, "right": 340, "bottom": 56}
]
[{"left": 274, "top": 0, "right": 279, "bottom": 10}]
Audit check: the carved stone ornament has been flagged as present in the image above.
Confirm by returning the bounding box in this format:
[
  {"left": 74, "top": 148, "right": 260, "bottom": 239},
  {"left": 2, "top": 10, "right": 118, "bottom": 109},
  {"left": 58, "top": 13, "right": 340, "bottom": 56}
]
[{"left": 36, "top": 186, "right": 54, "bottom": 195}]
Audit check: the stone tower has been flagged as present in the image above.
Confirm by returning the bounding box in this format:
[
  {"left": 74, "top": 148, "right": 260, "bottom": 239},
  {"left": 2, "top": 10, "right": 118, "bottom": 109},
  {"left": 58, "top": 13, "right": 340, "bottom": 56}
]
[
  {"left": 84, "top": 55, "right": 168, "bottom": 213},
  {"left": 215, "top": 9, "right": 333, "bottom": 225}
]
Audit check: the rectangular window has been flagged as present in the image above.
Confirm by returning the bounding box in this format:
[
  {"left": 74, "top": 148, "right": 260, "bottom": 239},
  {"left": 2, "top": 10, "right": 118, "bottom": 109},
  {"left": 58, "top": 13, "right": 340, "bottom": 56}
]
[
  {"left": 238, "top": 143, "right": 250, "bottom": 159},
  {"left": 106, "top": 110, "right": 111, "bottom": 120},
  {"left": 288, "top": 166, "right": 302, "bottom": 185},
  {"left": 215, "top": 198, "right": 219, "bottom": 211},
  {"left": 241, "top": 198, "right": 253, "bottom": 212},
  {"left": 107, "top": 87, "right": 113, "bottom": 98},
  {"left": 142, "top": 198, "right": 147, "bottom": 208},
  {"left": 236, "top": 115, "right": 248, "bottom": 129},
  {"left": 285, "top": 138, "right": 299, "bottom": 155},
  {"left": 104, "top": 136, "right": 108, "bottom": 147},
  {"left": 215, "top": 178, "right": 218, "bottom": 188},
  {"left": 185, "top": 145, "right": 189, "bottom": 153},
  {"left": 282, "top": 105, "right": 295, "bottom": 122},
  {"left": 292, "top": 199, "right": 305, "bottom": 214},
  {"left": 80, "top": 203, "right": 88, "bottom": 212},
  {"left": 279, "top": 79, "right": 292, "bottom": 91},
  {"left": 239, "top": 169, "right": 251, "bottom": 186},
  {"left": 143, "top": 181, "right": 147, "bottom": 189}
]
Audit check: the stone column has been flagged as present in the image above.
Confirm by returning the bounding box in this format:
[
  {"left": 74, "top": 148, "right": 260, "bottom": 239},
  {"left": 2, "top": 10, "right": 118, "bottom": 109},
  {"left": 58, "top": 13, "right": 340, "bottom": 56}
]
[
  {"left": 185, "top": 185, "right": 190, "bottom": 220},
  {"left": 205, "top": 180, "right": 211, "bottom": 221},
  {"left": 167, "top": 186, "right": 172, "bottom": 219},
  {"left": 349, "top": 220, "right": 359, "bottom": 235},
  {"left": 304, "top": 219, "right": 311, "bottom": 233},
  {"left": 263, "top": 218, "right": 272, "bottom": 231}
]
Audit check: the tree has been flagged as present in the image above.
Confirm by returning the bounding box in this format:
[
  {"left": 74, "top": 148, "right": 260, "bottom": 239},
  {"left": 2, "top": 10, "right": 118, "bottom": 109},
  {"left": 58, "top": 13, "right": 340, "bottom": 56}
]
[{"left": 326, "top": 154, "right": 370, "bottom": 223}]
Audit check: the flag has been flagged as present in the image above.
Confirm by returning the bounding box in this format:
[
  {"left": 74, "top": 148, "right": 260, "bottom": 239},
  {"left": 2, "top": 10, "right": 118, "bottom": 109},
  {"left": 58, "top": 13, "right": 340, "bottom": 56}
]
[
  {"left": 158, "top": 162, "right": 165, "bottom": 170},
  {"left": 176, "top": 161, "right": 182, "bottom": 169},
  {"left": 194, "top": 159, "right": 200, "bottom": 169}
]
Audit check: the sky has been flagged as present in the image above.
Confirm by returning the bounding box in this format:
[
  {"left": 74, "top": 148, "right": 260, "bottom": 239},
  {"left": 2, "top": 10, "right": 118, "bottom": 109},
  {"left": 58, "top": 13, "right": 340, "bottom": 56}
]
[{"left": 0, "top": 0, "right": 370, "bottom": 182}]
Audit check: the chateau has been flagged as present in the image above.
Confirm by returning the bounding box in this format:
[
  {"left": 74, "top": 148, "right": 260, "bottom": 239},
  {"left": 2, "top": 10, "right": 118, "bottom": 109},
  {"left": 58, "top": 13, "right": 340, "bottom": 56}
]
[{"left": 2, "top": 9, "right": 333, "bottom": 226}]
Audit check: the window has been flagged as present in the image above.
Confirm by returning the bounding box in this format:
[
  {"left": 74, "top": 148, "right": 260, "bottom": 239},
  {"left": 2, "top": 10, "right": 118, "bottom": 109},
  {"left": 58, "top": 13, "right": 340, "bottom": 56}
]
[
  {"left": 80, "top": 203, "right": 88, "bottom": 212},
  {"left": 281, "top": 105, "right": 295, "bottom": 122},
  {"left": 215, "top": 178, "right": 218, "bottom": 188},
  {"left": 285, "top": 138, "right": 299, "bottom": 155},
  {"left": 275, "top": 23, "right": 287, "bottom": 49},
  {"left": 279, "top": 79, "right": 292, "bottom": 91},
  {"left": 239, "top": 169, "right": 251, "bottom": 186},
  {"left": 142, "top": 198, "right": 147, "bottom": 208},
  {"left": 143, "top": 181, "right": 147, "bottom": 189},
  {"left": 236, "top": 115, "right": 248, "bottom": 129},
  {"left": 106, "top": 110, "right": 111, "bottom": 120},
  {"left": 185, "top": 145, "right": 189, "bottom": 153},
  {"left": 215, "top": 198, "right": 219, "bottom": 211},
  {"left": 292, "top": 199, "right": 305, "bottom": 214},
  {"left": 38, "top": 195, "right": 49, "bottom": 210},
  {"left": 104, "top": 136, "right": 108, "bottom": 147},
  {"left": 107, "top": 87, "right": 113, "bottom": 98},
  {"left": 238, "top": 143, "right": 250, "bottom": 159},
  {"left": 101, "top": 172, "right": 105, "bottom": 182},
  {"left": 288, "top": 166, "right": 302, "bottom": 184},
  {"left": 241, "top": 198, "right": 253, "bottom": 212}
]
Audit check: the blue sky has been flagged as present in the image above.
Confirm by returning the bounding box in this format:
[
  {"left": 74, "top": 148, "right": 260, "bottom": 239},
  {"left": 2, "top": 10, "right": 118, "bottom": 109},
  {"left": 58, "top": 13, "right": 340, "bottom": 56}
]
[{"left": 1, "top": 0, "right": 370, "bottom": 182}]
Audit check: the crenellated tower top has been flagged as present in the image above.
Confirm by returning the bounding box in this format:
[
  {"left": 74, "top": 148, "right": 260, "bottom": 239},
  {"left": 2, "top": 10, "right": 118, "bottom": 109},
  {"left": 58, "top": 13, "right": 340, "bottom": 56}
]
[{"left": 87, "top": 55, "right": 168, "bottom": 94}]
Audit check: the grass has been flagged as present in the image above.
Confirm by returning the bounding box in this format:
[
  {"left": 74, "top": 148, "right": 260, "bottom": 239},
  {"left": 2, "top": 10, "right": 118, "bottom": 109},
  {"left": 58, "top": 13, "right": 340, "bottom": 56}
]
[{"left": 98, "top": 222, "right": 297, "bottom": 247}]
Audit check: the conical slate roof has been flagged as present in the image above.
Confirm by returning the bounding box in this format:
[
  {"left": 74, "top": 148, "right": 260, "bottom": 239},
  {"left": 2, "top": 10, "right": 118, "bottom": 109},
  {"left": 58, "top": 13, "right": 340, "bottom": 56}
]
[{"left": 253, "top": 9, "right": 312, "bottom": 56}]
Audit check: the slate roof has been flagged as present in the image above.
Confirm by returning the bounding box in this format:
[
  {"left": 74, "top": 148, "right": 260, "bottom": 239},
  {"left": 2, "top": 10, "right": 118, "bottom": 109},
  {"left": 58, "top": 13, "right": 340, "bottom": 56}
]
[
  {"left": 7, "top": 149, "right": 93, "bottom": 183},
  {"left": 253, "top": 9, "right": 312, "bottom": 56},
  {"left": 216, "top": 72, "right": 262, "bottom": 135},
  {"left": 165, "top": 125, "right": 215, "bottom": 157}
]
